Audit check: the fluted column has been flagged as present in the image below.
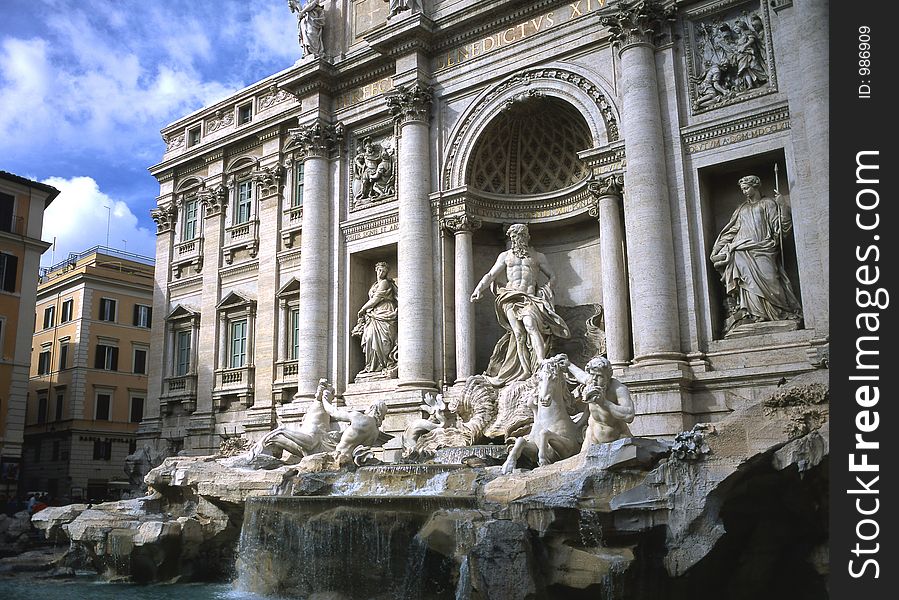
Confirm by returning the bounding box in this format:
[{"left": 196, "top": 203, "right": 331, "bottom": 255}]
[
  {"left": 601, "top": 2, "right": 682, "bottom": 363},
  {"left": 287, "top": 120, "right": 342, "bottom": 398},
  {"left": 444, "top": 214, "right": 481, "bottom": 382},
  {"left": 387, "top": 83, "right": 436, "bottom": 390},
  {"left": 589, "top": 175, "right": 631, "bottom": 368}
]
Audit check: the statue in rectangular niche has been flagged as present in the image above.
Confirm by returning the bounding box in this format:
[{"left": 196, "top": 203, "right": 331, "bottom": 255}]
[
  {"left": 710, "top": 175, "right": 802, "bottom": 336},
  {"left": 352, "top": 262, "right": 399, "bottom": 381}
]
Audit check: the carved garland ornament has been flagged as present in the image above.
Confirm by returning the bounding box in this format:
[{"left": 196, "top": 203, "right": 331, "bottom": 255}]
[{"left": 443, "top": 68, "right": 620, "bottom": 189}]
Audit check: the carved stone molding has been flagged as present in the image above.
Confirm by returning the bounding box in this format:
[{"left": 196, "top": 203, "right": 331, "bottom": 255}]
[
  {"left": 681, "top": 103, "right": 789, "bottom": 153},
  {"left": 164, "top": 134, "right": 184, "bottom": 152},
  {"left": 386, "top": 83, "right": 432, "bottom": 125},
  {"left": 288, "top": 120, "right": 344, "bottom": 159},
  {"left": 150, "top": 204, "right": 176, "bottom": 234},
  {"left": 443, "top": 68, "right": 620, "bottom": 189},
  {"left": 206, "top": 110, "right": 234, "bottom": 134},
  {"left": 258, "top": 85, "right": 296, "bottom": 110},
  {"left": 342, "top": 213, "right": 400, "bottom": 243},
  {"left": 599, "top": 0, "right": 676, "bottom": 52},
  {"left": 443, "top": 214, "right": 482, "bottom": 234}
]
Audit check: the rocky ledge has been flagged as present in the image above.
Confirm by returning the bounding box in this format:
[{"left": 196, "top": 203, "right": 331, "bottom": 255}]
[{"left": 31, "top": 371, "right": 828, "bottom": 597}]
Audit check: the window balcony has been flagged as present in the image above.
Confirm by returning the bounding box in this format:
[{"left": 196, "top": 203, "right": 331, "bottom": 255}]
[
  {"left": 281, "top": 206, "right": 303, "bottom": 248},
  {"left": 213, "top": 365, "right": 254, "bottom": 408},
  {"left": 171, "top": 237, "right": 204, "bottom": 278},
  {"left": 224, "top": 219, "right": 259, "bottom": 263},
  {"left": 161, "top": 373, "right": 197, "bottom": 413}
]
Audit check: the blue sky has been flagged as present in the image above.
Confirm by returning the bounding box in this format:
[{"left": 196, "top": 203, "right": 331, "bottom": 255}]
[{"left": 0, "top": 0, "right": 301, "bottom": 265}]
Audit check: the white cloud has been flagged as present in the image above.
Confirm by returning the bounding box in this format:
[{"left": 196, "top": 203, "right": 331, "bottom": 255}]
[{"left": 40, "top": 176, "right": 156, "bottom": 267}]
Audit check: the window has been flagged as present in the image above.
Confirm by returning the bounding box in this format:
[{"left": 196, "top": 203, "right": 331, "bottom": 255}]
[
  {"left": 133, "top": 347, "right": 148, "bottom": 375},
  {"left": 175, "top": 330, "right": 192, "bottom": 376},
  {"left": 94, "top": 344, "right": 118, "bottom": 371},
  {"left": 230, "top": 319, "right": 247, "bottom": 368},
  {"left": 187, "top": 125, "right": 201, "bottom": 147},
  {"left": 236, "top": 180, "right": 252, "bottom": 224},
  {"left": 37, "top": 350, "right": 51, "bottom": 375},
  {"left": 238, "top": 103, "right": 253, "bottom": 125},
  {"left": 93, "top": 440, "right": 112, "bottom": 460},
  {"left": 43, "top": 305, "right": 56, "bottom": 329},
  {"left": 293, "top": 163, "right": 305, "bottom": 208},
  {"left": 99, "top": 298, "right": 116, "bottom": 322},
  {"left": 130, "top": 397, "right": 144, "bottom": 423},
  {"left": 51, "top": 441, "right": 60, "bottom": 461},
  {"left": 37, "top": 394, "right": 48, "bottom": 424},
  {"left": 0, "top": 253, "right": 17, "bottom": 293},
  {"left": 95, "top": 393, "right": 111, "bottom": 421},
  {"left": 61, "top": 299, "right": 74, "bottom": 323},
  {"left": 55, "top": 392, "right": 64, "bottom": 421},
  {"left": 0, "top": 192, "right": 13, "bottom": 233},
  {"left": 58, "top": 342, "right": 68, "bottom": 370},
  {"left": 290, "top": 307, "right": 300, "bottom": 360},
  {"left": 34, "top": 442, "right": 41, "bottom": 463},
  {"left": 133, "top": 304, "right": 152, "bottom": 328},
  {"left": 183, "top": 199, "right": 198, "bottom": 241}
]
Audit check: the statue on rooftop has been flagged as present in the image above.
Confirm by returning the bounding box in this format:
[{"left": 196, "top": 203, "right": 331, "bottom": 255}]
[
  {"left": 289, "top": 0, "right": 326, "bottom": 58},
  {"left": 385, "top": 0, "right": 420, "bottom": 19}
]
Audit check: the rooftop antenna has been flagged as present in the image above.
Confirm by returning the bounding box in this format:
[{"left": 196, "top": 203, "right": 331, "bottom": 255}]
[{"left": 103, "top": 205, "right": 111, "bottom": 248}]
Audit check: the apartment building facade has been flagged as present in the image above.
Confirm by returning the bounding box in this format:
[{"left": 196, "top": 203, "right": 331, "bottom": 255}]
[
  {"left": 0, "top": 171, "right": 57, "bottom": 498},
  {"left": 23, "top": 247, "right": 154, "bottom": 501}
]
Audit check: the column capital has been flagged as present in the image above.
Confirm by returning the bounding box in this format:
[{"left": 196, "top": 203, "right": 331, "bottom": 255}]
[
  {"left": 197, "top": 184, "right": 227, "bottom": 218},
  {"left": 386, "top": 83, "right": 432, "bottom": 125},
  {"left": 150, "top": 204, "right": 176, "bottom": 235},
  {"left": 443, "top": 213, "right": 482, "bottom": 234},
  {"left": 588, "top": 174, "right": 624, "bottom": 217},
  {"left": 288, "top": 120, "right": 344, "bottom": 159},
  {"left": 600, "top": 1, "right": 676, "bottom": 53}
]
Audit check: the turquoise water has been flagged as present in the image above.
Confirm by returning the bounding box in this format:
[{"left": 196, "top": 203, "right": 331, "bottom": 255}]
[{"left": 0, "top": 579, "right": 271, "bottom": 600}]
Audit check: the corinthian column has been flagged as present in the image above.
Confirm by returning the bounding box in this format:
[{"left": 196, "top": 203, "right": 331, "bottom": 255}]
[
  {"left": 444, "top": 214, "right": 481, "bottom": 382},
  {"left": 601, "top": 2, "right": 682, "bottom": 363},
  {"left": 386, "top": 83, "right": 436, "bottom": 390},
  {"left": 589, "top": 175, "right": 631, "bottom": 368},
  {"left": 287, "top": 120, "right": 342, "bottom": 398}
]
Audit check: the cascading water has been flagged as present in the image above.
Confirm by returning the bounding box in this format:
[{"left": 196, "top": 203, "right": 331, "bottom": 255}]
[{"left": 235, "top": 496, "right": 477, "bottom": 599}]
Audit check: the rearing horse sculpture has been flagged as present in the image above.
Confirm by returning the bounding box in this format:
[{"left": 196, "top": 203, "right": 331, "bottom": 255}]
[{"left": 501, "top": 354, "right": 586, "bottom": 474}]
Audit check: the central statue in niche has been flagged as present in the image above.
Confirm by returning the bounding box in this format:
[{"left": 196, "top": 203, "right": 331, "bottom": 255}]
[{"left": 471, "top": 224, "right": 570, "bottom": 385}]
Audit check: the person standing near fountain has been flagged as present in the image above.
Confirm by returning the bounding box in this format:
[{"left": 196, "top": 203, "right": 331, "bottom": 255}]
[
  {"left": 352, "top": 261, "right": 399, "bottom": 380},
  {"left": 470, "top": 224, "right": 570, "bottom": 385}
]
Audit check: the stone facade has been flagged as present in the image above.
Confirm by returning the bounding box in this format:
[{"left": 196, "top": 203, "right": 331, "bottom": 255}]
[{"left": 144, "top": 0, "right": 828, "bottom": 456}]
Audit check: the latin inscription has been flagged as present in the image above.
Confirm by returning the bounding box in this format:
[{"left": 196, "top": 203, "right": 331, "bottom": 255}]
[
  {"left": 336, "top": 77, "right": 395, "bottom": 110},
  {"left": 435, "top": 1, "right": 607, "bottom": 71}
]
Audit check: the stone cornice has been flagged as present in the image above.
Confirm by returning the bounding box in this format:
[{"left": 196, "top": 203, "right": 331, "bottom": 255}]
[
  {"left": 438, "top": 179, "right": 596, "bottom": 224},
  {"left": 386, "top": 83, "right": 432, "bottom": 125},
  {"left": 681, "top": 104, "right": 790, "bottom": 154}
]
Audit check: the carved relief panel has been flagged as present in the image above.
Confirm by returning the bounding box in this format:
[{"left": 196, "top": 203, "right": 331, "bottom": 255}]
[
  {"left": 349, "top": 124, "right": 397, "bottom": 211},
  {"left": 684, "top": 0, "right": 777, "bottom": 114}
]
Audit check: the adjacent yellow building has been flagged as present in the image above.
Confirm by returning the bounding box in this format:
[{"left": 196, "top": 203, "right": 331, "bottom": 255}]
[
  {"left": 24, "top": 247, "right": 154, "bottom": 501},
  {"left": 0, "top": 171, "right": 57, "bottom": 498}
]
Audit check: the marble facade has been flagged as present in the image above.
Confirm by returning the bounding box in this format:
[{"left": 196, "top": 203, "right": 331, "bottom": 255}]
[{"left": 143, "top": 0, "right": 828, "bottom": 456}]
